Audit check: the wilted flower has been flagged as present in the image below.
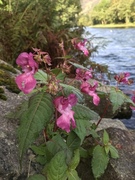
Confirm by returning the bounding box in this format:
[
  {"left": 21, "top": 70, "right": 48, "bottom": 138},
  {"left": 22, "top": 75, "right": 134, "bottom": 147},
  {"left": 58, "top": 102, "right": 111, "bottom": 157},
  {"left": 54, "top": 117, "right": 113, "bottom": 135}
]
[
  {"left": 15, "top": 52, "right": 38, "bottom": 94},
  {"left": 47, "top": 75, "right": 60, "bottom": 95},
  {"left": 53, "top": 94, "right": 77, "bottom": 133},
  {"left": 114, "top": 72, "right": 130, "bottom": 85},
  {"left": 72, "top": 38, "right": 89, "bottom": 56},
  {"left": 33, "top": 48, "right": 52, "bottom": 66},
  {"left": 80, "top": 81, "right": 100, "bottom": 106},
  {"left": 76, "top": 68, "right": 92, "bottom": 81}
]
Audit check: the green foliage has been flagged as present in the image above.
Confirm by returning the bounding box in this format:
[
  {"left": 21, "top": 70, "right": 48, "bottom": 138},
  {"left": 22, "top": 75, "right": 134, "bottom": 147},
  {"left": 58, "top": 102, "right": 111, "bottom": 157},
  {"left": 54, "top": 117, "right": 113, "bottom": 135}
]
[
  {"left": 27, "top": 174, "right": 46, "bottom": 180},
  {"left": 18, "top": 92, "right": 54, "bottom": 161},
  {"left": 68, "top": 149, "right": 80, "bottom": 170},
  {"left": 92, "top": 145, "right": 109, "bottom": 178},
  {"left": 91, "top": 130, "right": 119, "bottom": 178},
  {"left": 109, "top": 145, "right": 119, "bottom": 159},
  {"left": 109, "top": 87, "right": 134, "bottom": 113},
  {"left": 103, "top": 130, "right": 109, "bottom": 145},
  {"left": 0, "top": 0, "right": 86, "bottom": 65},
  {"left": 67, "top": 169, "right": 81, "bottom": 180},
  {"left": 46, "top": 150, "right": 68, "bottom": 180},
  {"left": 73, "top": 104, "right": 99, "bottom": 143},
  {"left": 82, "top": 0, "right": 135, "bottom": 25}
]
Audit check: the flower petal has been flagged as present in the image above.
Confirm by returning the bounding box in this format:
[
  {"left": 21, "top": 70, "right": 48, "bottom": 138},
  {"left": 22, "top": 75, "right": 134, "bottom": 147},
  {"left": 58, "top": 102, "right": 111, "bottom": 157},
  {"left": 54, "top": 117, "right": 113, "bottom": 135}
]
[
  {"left": 56, "top": 110, "right": 76, "bottom": 133},
  {"left": 15, "top": 73, "right": 36, "bottom": 94}
]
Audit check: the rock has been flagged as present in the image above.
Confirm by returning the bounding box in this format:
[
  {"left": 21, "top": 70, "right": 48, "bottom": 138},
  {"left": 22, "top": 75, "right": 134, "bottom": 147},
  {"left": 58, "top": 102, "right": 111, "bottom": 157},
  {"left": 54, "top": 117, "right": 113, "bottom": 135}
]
[
  {"left": 0, "top": 60, "right": 20, "bottom": 100},
  {"left": 77, "top": 126, "right": 135, "bottom": 180},
  {"left": 0, "top": 88, "right": 33, "bottom": 179}
]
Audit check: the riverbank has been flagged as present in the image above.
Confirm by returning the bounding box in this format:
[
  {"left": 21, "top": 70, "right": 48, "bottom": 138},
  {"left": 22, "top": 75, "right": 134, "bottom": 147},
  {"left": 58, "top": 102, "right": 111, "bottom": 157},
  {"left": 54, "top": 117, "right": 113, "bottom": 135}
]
[{"left": 90, "top": 23, "right": 135, "bottom": 28}]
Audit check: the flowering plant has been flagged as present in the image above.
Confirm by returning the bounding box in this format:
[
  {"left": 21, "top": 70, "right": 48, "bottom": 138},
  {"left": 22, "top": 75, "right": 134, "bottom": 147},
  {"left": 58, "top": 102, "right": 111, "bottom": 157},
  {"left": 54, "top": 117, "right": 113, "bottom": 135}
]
[{"left": 15, "top": 39, "right": 135, "bottom": 179}]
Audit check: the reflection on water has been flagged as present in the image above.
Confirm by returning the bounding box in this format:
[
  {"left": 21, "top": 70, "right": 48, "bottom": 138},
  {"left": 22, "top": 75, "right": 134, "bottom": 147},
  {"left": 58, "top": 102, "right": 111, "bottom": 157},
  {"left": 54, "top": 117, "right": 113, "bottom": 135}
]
[{"left": 84, "top": 27, "right": 135, "bottom": 129}]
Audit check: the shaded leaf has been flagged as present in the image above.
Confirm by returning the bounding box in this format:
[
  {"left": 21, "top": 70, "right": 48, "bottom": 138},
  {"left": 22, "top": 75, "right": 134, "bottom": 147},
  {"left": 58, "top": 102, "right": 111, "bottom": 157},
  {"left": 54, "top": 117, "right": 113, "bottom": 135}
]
[
  {"left": 79, "top": 147, "right": 89, "bottom": 158},
  {"left": 51, "top": 68, "right": 66, "bottom": 81},
  {"left": 31, "top": 144, "right": 46, "bottom": 156},
  {"left": 67, "top": 131, "right": 81, "bottom": 151},
  {"left": 47, "top": 150, "right": 68, "bottom": 180},
  {"left": 73, "top": 104, "right": 99, "bottom": 143},
  {"left": 46, "top": 134, "right": 67, "bottom": 155}
]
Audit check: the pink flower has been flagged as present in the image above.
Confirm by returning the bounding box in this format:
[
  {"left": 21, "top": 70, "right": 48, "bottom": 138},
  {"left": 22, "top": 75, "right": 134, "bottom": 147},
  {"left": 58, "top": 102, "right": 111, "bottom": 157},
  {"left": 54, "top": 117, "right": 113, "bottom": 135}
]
[
  {"left": 80, "top": 81, "right": 100, "bottom": 106},
  {"left": 76, "top": 68, "right": 92, "bottom": 81},
  {"left": 130, "top": 96, "right": 135, "bottom": 110},
  {"left": 72, "top": 38, "right": 89, "bottom": 56},
  {"left": 15, "top": 52, "right": 38, "bottom": 94},
  {"left": 114, "top": 72, "right": 130, "bottom": 85},
  {"left": 53, "top": 94, "right": 77, "bottom": 133},
  {"left": 16, "top": 52, "right": 38, "bottom": 74},
  {"left": 15, "top": 72, "right": 36, "bottom": 94}
]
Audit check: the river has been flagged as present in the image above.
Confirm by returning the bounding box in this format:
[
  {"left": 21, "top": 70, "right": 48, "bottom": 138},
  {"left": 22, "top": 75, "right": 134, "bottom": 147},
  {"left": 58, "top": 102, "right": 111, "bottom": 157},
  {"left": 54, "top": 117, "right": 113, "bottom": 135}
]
[{"left": 84, "top": 27, "right": 135, "bottom": 129}]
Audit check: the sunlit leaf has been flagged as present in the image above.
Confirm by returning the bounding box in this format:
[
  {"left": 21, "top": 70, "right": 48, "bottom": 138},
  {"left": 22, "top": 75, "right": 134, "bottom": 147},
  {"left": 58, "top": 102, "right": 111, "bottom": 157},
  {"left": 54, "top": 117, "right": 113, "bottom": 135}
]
[
  {"left": 18, "top": 92, "right": 54, "bottom": 162},
  {"left": 27, "top": 174, "right": 46, "bottom": 180},
  {"left": 109, "top": 145, "right": 119, "bottom": 159},
  {"left": 92, "top": 145, "right": 109, "bottom": 178}
]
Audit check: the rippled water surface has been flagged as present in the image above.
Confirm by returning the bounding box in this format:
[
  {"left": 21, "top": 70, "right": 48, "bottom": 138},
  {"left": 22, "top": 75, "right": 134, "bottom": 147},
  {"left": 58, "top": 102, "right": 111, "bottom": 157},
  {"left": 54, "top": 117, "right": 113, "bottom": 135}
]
[{"left": 84, "top": 27, "right": 135, "bottom": 129}]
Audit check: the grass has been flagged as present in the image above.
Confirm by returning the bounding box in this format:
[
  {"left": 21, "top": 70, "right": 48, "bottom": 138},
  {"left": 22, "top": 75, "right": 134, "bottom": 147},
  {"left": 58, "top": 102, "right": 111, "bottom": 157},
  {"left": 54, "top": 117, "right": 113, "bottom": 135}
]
[{"left": 89, "top": 23, "right": 135, "bottom": 28}]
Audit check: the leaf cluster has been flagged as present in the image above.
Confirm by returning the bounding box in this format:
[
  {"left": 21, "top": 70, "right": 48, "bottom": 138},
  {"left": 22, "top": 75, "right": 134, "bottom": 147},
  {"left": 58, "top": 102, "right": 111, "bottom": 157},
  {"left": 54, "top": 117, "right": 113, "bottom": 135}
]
[{"left": 13, "top": 63, "right": 135, "bottom": 179}]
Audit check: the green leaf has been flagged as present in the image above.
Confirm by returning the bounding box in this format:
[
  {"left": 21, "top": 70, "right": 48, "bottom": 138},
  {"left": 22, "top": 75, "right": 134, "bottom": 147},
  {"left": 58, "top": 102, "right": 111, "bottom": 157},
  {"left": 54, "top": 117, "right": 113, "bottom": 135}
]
[
  {"left": 69, "top": 61, "right": 90, "bottom": 71},
  {"left": 109, "top": 88, "right": 125, "bottom": 113},
  {"left": 27, "top": 174, "right": 46, "bottom": 180},
  {"left": 104, "top": 146, "right": 110, "bottom": 155},
  {"left": 79, "top": 147, "right": 89, "bottom": 158},
  {"left": 34, "top": 69, "right": 48, "bottom": 83},
  {"left": 18, "top": 92, "right": 54, "bottom": 162},
  {"left": 46, "top": 134, "right": 67, "bottom": 155},
  {"left": 67, "top": 131, "right": 81, "bottom": 151},
  {"left": 60, "top": 83, "right": 83, "bottom": 103},
  {"left": 92, "top": 145, "right": 109, "bottom": 179},
  {"left": 46, "top": 150, "right": 68, "bottom": 180},
  {"left": 69, "top": 149, "right": 80, "bottom": 170},
  {"left": 51, "top": 68, "right": 66, "bottom": 81},
  {"left": 67, "top": 169, "right": 81, "bottom": 180},
  {"left": 109, "top": 145, "right": 119, "bottom": 159},
  {"left": 36, "top": 155, "right": 47, "bottom": 165},
  {"left": 31, "top": 144, "right": 46, "bottom": 155},
  {"left": 103, "top": 130, "right": 109, "bottom": 145},
  {"left": 89, "top": 129, "right": 99, "bottom": 139},
  {"left": 73, "top": 104, "right": 99, "bottom": 143}
]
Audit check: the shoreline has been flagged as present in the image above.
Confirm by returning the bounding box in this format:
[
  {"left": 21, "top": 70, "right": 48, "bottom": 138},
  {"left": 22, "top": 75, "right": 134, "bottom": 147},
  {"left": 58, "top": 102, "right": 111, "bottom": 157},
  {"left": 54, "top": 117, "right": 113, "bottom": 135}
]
[{"left": 89, "top": 23, "right": 135, "bottom": 28}]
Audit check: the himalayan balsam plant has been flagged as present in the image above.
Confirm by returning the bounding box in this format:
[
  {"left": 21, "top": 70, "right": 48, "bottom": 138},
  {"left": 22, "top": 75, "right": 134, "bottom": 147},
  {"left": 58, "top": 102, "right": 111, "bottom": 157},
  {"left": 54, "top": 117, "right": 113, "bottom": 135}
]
[{"left": 15, "top": 38, "right": 135, "bottom": 180}]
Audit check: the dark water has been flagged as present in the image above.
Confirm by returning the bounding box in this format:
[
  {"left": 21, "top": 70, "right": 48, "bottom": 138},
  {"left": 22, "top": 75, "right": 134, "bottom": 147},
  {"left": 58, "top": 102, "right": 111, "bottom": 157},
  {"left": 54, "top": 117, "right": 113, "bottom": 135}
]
[{"left": 84, "top": 27, "right": 135, "bottom": 129}]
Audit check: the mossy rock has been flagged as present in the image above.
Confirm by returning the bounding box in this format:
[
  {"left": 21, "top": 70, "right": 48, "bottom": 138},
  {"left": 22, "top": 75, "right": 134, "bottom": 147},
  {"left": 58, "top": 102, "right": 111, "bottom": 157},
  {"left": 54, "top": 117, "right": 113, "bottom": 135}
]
[{"left": 0, "top": 60, "right": 20, "bottom": 100}]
